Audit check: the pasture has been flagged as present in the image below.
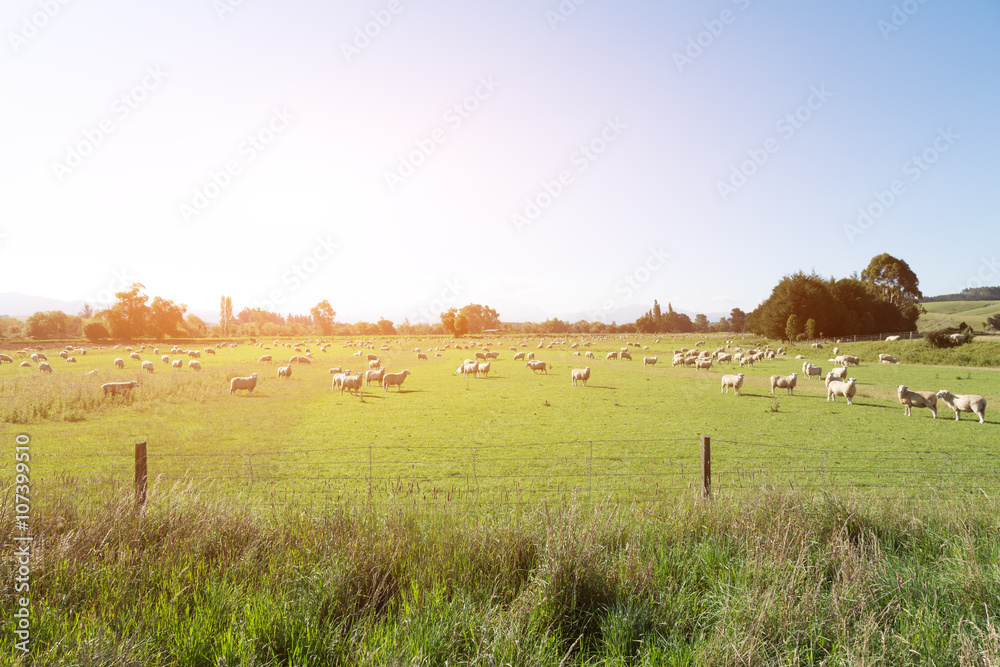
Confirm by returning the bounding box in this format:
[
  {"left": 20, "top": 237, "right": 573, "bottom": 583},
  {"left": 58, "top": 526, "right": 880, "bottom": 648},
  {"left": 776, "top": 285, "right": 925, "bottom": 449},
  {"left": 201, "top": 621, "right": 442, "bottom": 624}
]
[
  {"left": 3, "top": 334, "right": 1000, "bottom": 504},
  {"left": 3, "top": 334, "right": 1000, "bottom": 665},
  {"left": 919, "top": 299, "right": 1000, "bottom": 331}
]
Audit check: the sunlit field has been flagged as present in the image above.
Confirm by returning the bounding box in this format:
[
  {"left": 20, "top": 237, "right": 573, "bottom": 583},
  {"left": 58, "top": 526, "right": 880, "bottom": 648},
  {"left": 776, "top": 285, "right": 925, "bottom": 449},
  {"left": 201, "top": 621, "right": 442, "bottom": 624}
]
[{"left": 3, "top": 334, "right": 1000, "bottom": 665}]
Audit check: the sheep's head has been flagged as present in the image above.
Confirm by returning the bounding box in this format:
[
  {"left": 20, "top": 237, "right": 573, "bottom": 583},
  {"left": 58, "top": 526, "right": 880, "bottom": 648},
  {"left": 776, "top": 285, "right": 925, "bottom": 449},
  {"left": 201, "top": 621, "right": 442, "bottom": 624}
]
[{"left": 898, "top": 385, "right": 907, "bottom": 394}]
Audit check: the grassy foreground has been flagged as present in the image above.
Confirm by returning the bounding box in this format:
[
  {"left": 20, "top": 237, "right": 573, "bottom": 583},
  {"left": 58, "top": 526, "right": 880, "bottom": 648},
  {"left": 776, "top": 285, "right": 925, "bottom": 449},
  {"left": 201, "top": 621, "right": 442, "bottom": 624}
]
[{"left": 2, "top": 487, "right": 999, "bottom": 666}]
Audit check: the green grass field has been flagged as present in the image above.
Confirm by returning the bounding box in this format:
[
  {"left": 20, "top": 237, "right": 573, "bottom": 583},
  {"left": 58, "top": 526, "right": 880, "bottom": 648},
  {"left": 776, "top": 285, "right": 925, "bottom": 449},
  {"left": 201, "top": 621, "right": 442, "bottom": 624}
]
[
  {"left": 3, "top": 334, "right": 1000, "bottom": 665},
  {"left": 919, "top": 300, "right": 1000, "bottom": 331}
]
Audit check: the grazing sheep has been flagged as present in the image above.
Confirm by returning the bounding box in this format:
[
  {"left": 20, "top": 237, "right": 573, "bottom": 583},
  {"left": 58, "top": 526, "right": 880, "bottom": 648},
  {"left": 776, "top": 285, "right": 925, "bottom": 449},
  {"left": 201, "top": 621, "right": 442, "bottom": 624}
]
[
  {"left": 721, "top": 373, "right": 745, "bottom": 395},
  {"left": 368, "top": 359, "right": 381, "bottom": 370},
  {"left": 716, "top": 353, "right": 733, "bottom": 364},
  {"left": 484, "top": 351, "right": 499, "bottom": 360},
  {"left": 31, "top": 354, "right": 39, "bottom": 363},
  {"left": 769, "top": 373, "right": 798, "bottom": 396},
  {"left": 935, "top": 390, "right": 986, "bottom": 423},
  {"left": 36, "top": 352, "right": 47, "bottom": 360},
  {"left": 20, "top": 361, "right": 31, "bottom": 368},
  {"left": 102, "top": 380, "right": 139, "bottom": 397},
  {"left": 66, "top": 356, "right": 77, "bottom": 363},
  {"left": 475, "top": 352, "right": 486, "bottom": 361},
  {"left": 141, "top": 361, "right": 154, "bottom": 374},
  {"left": 571, "top": 367, "right": 591, "bottom": 386},
  {"left": 840, "top": 355, "right": 860, "bottom": 367},
  {"left": 811, "top": 343, "right": 823, "bottom": 349},
  {"left": 205, "top": 348, "right": 216, "bottom": 355},
  {"left": 417, "top": 352, "right": 428, "bottom": 360},
  {"left": 161, "top": 355, "right": 170, "bottom": 364},
  {"left": 130, "top": 352, "right": 141, "bottom": 362},
  {"left": 897, "top": 385, "right": 937, "bottom": 418},
  {"left": 277, "top": 365, "right": 292, "bottom": 379},
  {"left": 885, "top": 335, "right": 901, "bottom": 342},
  {"left": 189, "top": 360, "right": 201, "bottom": 370},
  {"left": 620, "top": 351, "right": 632, "bottom": 361},
  {"left": 366, "top": 353, "right": 379, "bottom": 361},
  {"left": 949, "top": 333, "right": 966, "bottom": 344},
  {"left": 526, "top": 360, "right": 548, "bottom": 374},
  {"left": 526, "top": 352, "right": 535, "bottom": 360},
  {"left": 459, "top": 362, "right": 479, "bottom": 377},
  {"left": 38, "top": 362, "right": 53, "bottom": 373},
  {"left": 366, "top": 368, "right": 387, "bottom": 386},
  {"left": 585, "top": 351, "right": 595, "bottom": 359},
  {"left": 672, "top": 354, "right": 685, "bottom": 367},
  {"left": 230, "top": 373, "right": 259, "bottom": 396},
  {"left": 513, "top": 352, "right": 525, "bottom": 361},
  {"left": 59, "top": 350, "right": 68, "bottom": 359},
  {"left": 695, "top": 358, "right": 712, "bottom": 371},
  {"left": 803, "top": 363, "right": 822, "bottom": 380},
  {"left": 171, "top": 360, "right": 183, "bottom": 369},
  {"left": 331, "top": 372, "right": 348, "bottom": 391},
  {"left": 477, "top": 361, "right": 491, "bottom": 378},
  {"left": 643, "top": 356, "right": 658, "bottom": 367},
  {"left": 383, "top": 369, "right": 411, "bottom": 391},
  {"left": 0, "top": 354, "right": 12, "bottom": 364},
  {"left": 827, "top": 378, "right": 857, "bottom": 404},
  {"left": 794, "top": 354, "right": 806, "bottom": 360},
  {"left": 607, "top": 351, "right": 618, "bottom": 360},
  {"left": 878, "top": 353, "right": 899, "bottom": 364},
  {"left": 827, "top": 366, "right": 848, "bottom": 382},
  {"left": 84, "top": 369, "right": 99, "bottom": 376}
]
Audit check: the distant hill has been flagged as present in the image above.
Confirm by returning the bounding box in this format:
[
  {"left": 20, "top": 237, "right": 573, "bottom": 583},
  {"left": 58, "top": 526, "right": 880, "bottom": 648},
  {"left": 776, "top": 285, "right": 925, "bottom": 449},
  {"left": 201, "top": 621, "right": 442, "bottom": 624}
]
[
  {"left": 919, "top": 300, "right": 1000, "bottom": 332},
  {"left": 923, "top": 287, "right": 1000, "bottom": 302}
]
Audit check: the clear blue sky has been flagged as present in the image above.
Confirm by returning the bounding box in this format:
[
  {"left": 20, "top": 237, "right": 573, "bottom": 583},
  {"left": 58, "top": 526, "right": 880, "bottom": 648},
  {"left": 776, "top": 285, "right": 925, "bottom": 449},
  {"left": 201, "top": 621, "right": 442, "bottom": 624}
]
[{"left": 1, "top": 0, "right": 997, "bottom": 324}]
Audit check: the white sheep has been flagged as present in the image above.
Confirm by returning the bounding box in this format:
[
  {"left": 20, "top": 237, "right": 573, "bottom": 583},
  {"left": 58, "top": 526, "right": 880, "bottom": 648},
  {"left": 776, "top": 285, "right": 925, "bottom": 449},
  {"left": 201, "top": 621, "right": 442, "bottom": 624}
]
[
  {"left": 258, "top": 355, "right": 273, "bottom": 363},
  {"left": 341, "top": 372, "right": 364, "bottom": 395},
  {"left": 716, "top": 353, "right": 732, "bottom": 364},
  {"left": 885, "top": 335, "right": 901, "bottom": 342},
  {"left": 368, "top": 359, "right": 381, "bottom": 370},
  {"left": 230, "top": 373, "right": 259, "bottom": 396},
  {"left": 803, "top": 363, "right": 822, "bottom": 380},
  {"left": 205, "top": 348, "right": 216, "bottom": 355},
  {"left": 38, "top": 362, "right": 53, "bottom": 373},
  {"left": 695, "top": 358, "right": 712, "bottom": 371},
  {"left": 770, "top": 373, "right": 798, "bottom": 396},
  {"left": 827, "top": 366, "right": 848, "bottom": 382},
  {"left": 585, "top": 351, "right": 595, "bottom": 359},
  {"left": 59, "top": 350, "right": 68, "bottom": 359},
  {"left": 417, "top": 352, "right": 428, "bottom": 360},
  {"left": 171, "top": 360, "right": 183, "bottom": 369},
  {"left": 720, "top": 373, "right": 745, "bottom": 395},
  {"left": 161, "top": 355, "right": 170, "bottom": 364},
  {"left": 20, "top": 361, "right": 31, "bottom": 368},
  {"left": 477, "top": 361, "right": 491, "bottom": 377},
  {"left": 366, "top": 353, "right": 379, "bottom": 361},
  {"left": 277, "top": 365, "right": 292, "bottom": 379},
  {"left": 620, "top": 351, "right": 632, "bottom": 361},
  {"left": 383, "top": 369, "right": 411, "bottom": 391},
  {"left": 102, "top": 380, "right": 139, "bottom": 397},
  {"left": 189, "top": 360, "right": 201, "bottom": 371},
  {"left": 840, "top": 355, "right": 860, "bottom": 367},
  {"left": 897, "top": 385, "right": 937, "bottom": 418},
  {"left": 643, "top": 356, "right": 657, "bottom": 367},
  {"left": 141, "top": 361, "right": 154, "bottom": 374},
  {"left": 526, "top": 360, "right": 548, "bottom": 374},
  {"left": 571, "top": 367, "right": 591, "bottom": 386},
  {"left": 606, "top": 351, "right": 618, "bottom": 360},
  {"left": 827, "top": 378, "right": 857, "bottom": 404},
  {"left": 513, "top": 352, "right": 525, "bottom": 361},
  {"left": 878, "top": 353, "right": 899, "bottom": 364},
  {"left": 935, "top": 390, "right": 986, "bottom": 423},
  {"left": 366, "top": 368, "right": 387, "bottom": 386},
  {"left": 527, "top": 352, "right": 535, "bottom": 360},
  {"left": 0, "top": 354, "right": 12, "bottom": 364}
]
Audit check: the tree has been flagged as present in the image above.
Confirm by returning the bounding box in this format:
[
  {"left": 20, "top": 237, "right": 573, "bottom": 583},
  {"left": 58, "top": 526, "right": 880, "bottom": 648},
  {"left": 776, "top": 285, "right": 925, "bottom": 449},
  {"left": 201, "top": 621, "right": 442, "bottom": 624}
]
[
  {"left": 148, "top": 297, "right": 187, "bottom": 338},
  {"left": 457, "top": 304, "right": 501, "bottom": 334},
  {"left": 729, "top": 308, "right": 746, "bottom": 333},
  {"left": 377, "top": 317, "right": 396, "bottom": 335},
  {"left": 440, "top": 308, "right": 468, "bottom": 336},
  {"left": 310, "top": 300, "right": 336, "bottom": 335},
  {"left": 78, "top": 303, "right": 94, "bottom": 319},
  {"left": 99, "top": 283, "right": 152, "bottom": 339},
  {"left": 804, "top": 318, "right": 817, "bottom": 340},
  {"left": 861, "top": 253, "right": 922, "bottom": 308},
  {"left": 26, "top": 311, "right": 78, "bottom": 339},
  {"left": 184, "top": 314, "right": 208, "bottom": 336},
  {"left": 219, "top": 296, "right": 233, "bottom": 337},
  {"left": 652, "top": 300, "right": 663, "bottom": 330},
  {"left": 987, "top": 313, "right": 1000, "bottom": 332},
  {"left": 694, "top": 314, "right": 709, "bottom": 332},
  {"left": 785, "top": 314, "right": 801, "bottom": 341},
  {"left": 83, "top": 322, "right": 110, "bottom": 341}
]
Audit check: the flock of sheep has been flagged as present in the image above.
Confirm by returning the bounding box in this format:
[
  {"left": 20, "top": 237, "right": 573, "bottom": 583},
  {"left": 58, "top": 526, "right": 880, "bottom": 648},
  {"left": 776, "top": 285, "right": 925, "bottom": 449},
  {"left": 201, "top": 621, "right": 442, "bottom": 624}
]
[{"left": 0, "top": 336, "right": 990, "bottom": 423}]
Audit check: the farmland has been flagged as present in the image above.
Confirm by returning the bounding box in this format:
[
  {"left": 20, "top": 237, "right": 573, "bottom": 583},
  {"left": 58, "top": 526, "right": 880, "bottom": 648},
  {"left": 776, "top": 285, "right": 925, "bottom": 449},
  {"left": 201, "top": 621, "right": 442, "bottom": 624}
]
[{"left": 2, "top": 334, "right": 1000, "bottom": 664}]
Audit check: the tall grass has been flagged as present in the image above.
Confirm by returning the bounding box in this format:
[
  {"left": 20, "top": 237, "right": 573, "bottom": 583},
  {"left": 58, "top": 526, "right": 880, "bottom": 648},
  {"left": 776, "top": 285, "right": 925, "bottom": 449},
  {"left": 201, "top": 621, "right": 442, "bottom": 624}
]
[{"left": 2, "top": 485, "right": 998, "bottom": 665}]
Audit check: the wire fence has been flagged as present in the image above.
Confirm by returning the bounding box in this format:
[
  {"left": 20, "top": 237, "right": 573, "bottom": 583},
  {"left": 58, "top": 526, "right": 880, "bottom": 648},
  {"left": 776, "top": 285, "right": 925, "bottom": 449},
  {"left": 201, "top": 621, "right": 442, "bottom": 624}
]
[{"left": 5, "top": 437, "right": 999, "bottom": 510}]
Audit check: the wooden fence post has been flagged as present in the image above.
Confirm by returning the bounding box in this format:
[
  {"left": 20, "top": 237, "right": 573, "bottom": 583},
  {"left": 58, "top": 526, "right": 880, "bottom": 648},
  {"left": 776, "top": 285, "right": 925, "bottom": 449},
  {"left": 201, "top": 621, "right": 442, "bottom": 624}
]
[
  {"left": 135, "top": 440, "right": 147, "bottom": 507},
  {"left": 700, "top": 435, "right": 711, "bottom": 499}
]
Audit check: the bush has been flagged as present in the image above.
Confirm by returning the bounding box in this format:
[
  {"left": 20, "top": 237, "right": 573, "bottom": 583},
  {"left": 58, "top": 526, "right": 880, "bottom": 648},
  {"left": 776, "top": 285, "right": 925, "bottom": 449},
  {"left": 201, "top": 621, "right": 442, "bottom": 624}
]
[
  {"left": 83, "top": 322, "right": 110, "bottom": 342},
  {"left": 925, "top": 325, "right": 974, "bottom": 349}
]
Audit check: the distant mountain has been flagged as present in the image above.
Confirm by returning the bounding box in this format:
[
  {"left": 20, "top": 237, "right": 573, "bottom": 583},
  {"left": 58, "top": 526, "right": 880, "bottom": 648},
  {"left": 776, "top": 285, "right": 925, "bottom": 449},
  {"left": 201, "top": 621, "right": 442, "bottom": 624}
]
[
  {"left": 0, "top": 292, "right": 217, "bottom": 324},
  {"left": 923, "top": 286, "right": 1000, "bottom": 302}
]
